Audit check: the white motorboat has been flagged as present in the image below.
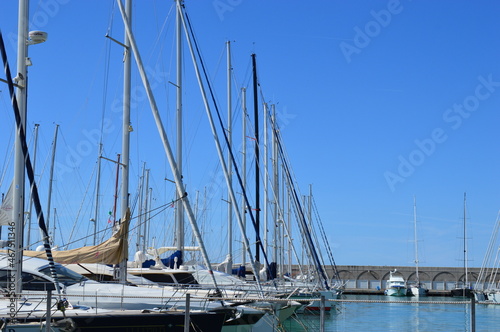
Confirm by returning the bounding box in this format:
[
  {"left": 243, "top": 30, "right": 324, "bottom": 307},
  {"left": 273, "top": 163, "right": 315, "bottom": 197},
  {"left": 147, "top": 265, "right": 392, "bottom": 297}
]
[{"left": 384, "top": 270, "right": 408, "bottom": 296}]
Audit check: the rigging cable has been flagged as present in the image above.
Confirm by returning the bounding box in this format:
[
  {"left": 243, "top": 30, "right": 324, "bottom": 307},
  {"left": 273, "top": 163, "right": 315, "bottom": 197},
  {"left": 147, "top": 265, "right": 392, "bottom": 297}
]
[
  {"left": 183, "top": 8, "right": 276, "bottom": 286},
  {"left": 311, "top": 193, "right": 341, "bottom": 281},
  {"left": 0, "top": 30, "right": 62, "bottom": 296},
  {"left": 271, "top": 113, "right": 331, "bottom": 290}
]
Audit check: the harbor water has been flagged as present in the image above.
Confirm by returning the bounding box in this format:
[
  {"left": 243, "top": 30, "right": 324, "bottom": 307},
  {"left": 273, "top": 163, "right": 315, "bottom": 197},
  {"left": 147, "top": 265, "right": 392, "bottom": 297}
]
[{"left": 283, "top": 295, "right": 500, "bottom": 331}]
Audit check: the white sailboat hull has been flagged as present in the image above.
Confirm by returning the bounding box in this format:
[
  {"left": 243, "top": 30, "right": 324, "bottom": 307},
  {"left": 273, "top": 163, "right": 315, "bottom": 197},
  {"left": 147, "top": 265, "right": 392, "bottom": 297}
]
[{"left": 409, "top": 285, "right": 428, "bottom": 297}]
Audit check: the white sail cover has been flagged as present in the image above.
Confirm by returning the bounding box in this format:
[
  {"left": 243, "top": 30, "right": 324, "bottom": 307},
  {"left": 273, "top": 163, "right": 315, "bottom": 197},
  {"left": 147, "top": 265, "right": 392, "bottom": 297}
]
[{"left": 0, "top": 182, "right": 14, "bottom": 226}]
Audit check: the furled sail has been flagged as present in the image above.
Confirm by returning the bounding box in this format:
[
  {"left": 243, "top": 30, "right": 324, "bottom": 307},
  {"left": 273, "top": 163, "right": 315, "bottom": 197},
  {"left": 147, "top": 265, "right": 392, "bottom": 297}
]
[{"left": 22, "top": 210, "right": 130, "bottom": 265}]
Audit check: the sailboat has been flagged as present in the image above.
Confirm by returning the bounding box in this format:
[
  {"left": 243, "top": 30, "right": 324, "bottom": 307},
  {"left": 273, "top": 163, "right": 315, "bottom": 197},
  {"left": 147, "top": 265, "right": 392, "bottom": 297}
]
[
  {"left": 408, "top": 197, "right": 428, "bottom": 297},
  {"left": 474, "top": 210, "right": 500, "bottom": 302},
  {"left": 0, "top": 2, "right": 228, "bottom": 331},
  {"left": 450, "top": 193, "right": 473, "bottom": 298},
  {"left": 116, "top": 13, "right": 301, "bottom": 324}
]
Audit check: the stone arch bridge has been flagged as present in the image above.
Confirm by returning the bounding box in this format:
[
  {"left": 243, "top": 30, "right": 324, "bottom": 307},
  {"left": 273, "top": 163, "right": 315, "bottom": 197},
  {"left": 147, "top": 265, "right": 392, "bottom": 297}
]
[{"left": 318, "top": 265, "right": 498, "bottom": 293}]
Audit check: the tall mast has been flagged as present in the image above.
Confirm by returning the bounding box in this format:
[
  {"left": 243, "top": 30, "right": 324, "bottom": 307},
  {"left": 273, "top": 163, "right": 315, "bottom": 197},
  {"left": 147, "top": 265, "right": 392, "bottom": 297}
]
[
  {"left": 1, "top": 27, "right": 62, "bottom": 297},
  {"left": 272, "top": 104, "right": 278, "bottom": 268},
  {"left": 413, "top": 196, "right": 419, "bottom": 283},
  {"left": 300, "top": 195, "right": 306, "bottom": 268},
  {"left": 136, "top": 166, "right": 145, "bottom": 252},
  {"left": 51, "top": 207, "right": 57, "bottom": 245},
  {"left": 93, "top": 143, "right": 103, "bottom": 246},
  {"left": 464, "top": 192, "right": 468, "bottom": 286},
  {"left": 192, "top": 189, "right": 199, "bottom": 261},
  {"left": 226, "top": 41, "right": 233, "bottom": 274},
  {"left": 146, "top": 186, "right": 152, "bottom": 252},
  {"left": 45, "top": 124, "right": 59, "bottom": 244},
  {"left": 241, "top": 87, "right": 247, "bottom": 267},
  {"left": 308, "top": 186, "right": 313, "bottom": 278},
  {"left": 252, "top": 53, "right": 260, "bottom": 263},
  {"left": 175, "top": 6, "right": 265, "bottom": 289},
  {"left": 143, "top": 168, "right": 150, "bottom": 253},
  {"left": 26, "top": 123, "right": 40, "bottom": 250},
  {"left": 117, "top": 0, "right": 221, "bottom": 289},
  {"left": 112, "top": 154, "right": 121, "bottom": 225},
  {"left": 118, "top": 0, "right": 132, "bottom": 284},
  {"left": 120, "top": 0, "right": 131, "bottom": 220},
  {"left": 263, "top": 103, "right": 268, "bottom": 259},
  {"left": 12, "top": 0, "right": 29, "bottom": 294},
  {"left": 175, "top": 0, "right": 184, "bottom": 253},
  {"left": 287, "top": 179, "right": 292, "bottom": 275}
]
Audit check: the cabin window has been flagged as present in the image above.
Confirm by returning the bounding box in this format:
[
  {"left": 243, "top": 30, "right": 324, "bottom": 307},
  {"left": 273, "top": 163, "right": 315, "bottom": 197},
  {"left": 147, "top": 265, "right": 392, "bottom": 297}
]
[
  {"left": 0, "top": 270, "right": 55, "bottom": 291},
  {"left": 38, "top": 264, "right": 87, "bottom": 287},
  {"left": 175, "top": 273, "right": 198, "bottom": 285},
  {"left": 21, "top": 272, "right": 56, "bottom": 291},
  {"left": 140, "top": 274, "right": 176, "bottom": 284}
]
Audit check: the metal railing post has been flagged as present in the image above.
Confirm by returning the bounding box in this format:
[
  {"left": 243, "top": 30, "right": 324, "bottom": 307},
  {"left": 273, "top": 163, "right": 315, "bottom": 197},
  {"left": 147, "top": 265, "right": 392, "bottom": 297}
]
[
  {"left": 470, "top": 295, "right": 476, "bottom": 332},
  {"left": 320, "top": 295, "right": 325, "bottom": 332},
  {"left": 184, "top": 293, "right": 191, "bottom": 332}
]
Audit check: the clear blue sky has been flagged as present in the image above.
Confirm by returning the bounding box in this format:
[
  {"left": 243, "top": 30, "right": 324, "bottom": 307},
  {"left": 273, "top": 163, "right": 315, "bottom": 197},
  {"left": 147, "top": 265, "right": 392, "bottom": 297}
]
[{"left": 1, "top": 0, "right": 500, "bottom": 269}]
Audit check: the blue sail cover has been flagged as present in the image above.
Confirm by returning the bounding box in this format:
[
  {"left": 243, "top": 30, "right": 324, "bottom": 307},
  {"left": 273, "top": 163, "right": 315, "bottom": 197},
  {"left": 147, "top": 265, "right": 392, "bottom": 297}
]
[
  {"left": 232, "top": 265, "right": 246, "bottom": 278},
  {"left": 161, "top": 250, "right": 183, "bottom": 268},
  {"left": 142, "top": 259, "right": 156, "bottom": 268},
  {"left": 267, "top": 262, "right": 277, "bottom": 280},
  {"left": 141, "top": 250, "right": 183, "bottom": 269}
]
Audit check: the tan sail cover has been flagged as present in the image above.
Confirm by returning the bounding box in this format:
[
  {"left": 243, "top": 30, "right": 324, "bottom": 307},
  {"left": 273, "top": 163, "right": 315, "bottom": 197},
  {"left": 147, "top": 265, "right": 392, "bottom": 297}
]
[{"left": 22, "top": 210, "right": 130, "bottom": 265}]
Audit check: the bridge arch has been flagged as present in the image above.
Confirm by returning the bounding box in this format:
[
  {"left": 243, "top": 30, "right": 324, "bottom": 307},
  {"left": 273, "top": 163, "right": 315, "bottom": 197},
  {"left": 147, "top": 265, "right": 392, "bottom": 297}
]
[
  {"left": 408, "top": 271, "right": 431, "bottom": 282},
  {"left": 337, "top": 270, "right": 355, "bottom": 288},
  {"left": 432, "top": 272, "right": 456, "bottom": 291},
  {"left": 475, "top": 272, "right": 500, "bottom": 290},
  {"left": 356, "top": 270, "right": 381, "bottom": 289},
  {"left": 455, "top": 271, "right": 479, "bottom": 283},
  {"left": 337, "top": 270, "right": 355, "bottom": 281},
  {"left": 311, "top": 265, "right": 488, "bottom": 292}
]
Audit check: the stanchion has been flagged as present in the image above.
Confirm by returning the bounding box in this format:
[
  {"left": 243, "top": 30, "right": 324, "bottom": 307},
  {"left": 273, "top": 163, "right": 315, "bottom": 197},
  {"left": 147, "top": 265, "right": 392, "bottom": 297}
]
[
  {"left": 46, "top": 290, "right": 52, "bottom": 332},
  {"left": 184, "top": 293, "right": 191, "bottom": 332},
  {"left": 320, "top": 295, "right": 325, "bottom": 332},
  {"left": 471, "top": 295, "right": 476, "bottom": 332}
]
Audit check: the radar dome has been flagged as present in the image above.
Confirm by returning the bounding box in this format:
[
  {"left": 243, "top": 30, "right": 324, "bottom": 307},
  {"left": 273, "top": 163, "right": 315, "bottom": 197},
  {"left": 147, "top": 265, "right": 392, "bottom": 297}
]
[{"left": 28, "top": 31, "right": 48, "bottom": 44}]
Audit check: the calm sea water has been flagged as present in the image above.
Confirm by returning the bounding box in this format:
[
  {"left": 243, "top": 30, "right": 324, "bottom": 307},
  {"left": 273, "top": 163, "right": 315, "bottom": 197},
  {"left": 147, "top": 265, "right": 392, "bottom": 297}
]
[{"left": 282, "top": 295, "right": 500, "bottom": 331}]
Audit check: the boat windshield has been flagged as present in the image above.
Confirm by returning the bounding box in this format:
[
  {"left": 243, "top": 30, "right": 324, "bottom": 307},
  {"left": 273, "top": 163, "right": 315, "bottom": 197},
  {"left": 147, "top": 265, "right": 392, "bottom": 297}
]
[{"left": 38, "top": 264, "right": 88, "bottom": 286}]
